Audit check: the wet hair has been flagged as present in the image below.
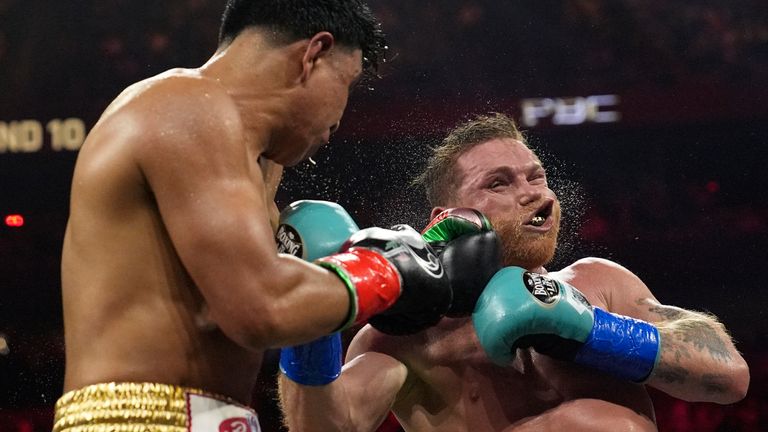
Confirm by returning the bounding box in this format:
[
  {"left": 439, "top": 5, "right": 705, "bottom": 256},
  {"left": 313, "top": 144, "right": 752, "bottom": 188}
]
[
  {"left": 413, "top": 113, "right": 526, "bottom": 207},
  {"left": 218, "top": 0, "right": 387, "bottom": 78}
]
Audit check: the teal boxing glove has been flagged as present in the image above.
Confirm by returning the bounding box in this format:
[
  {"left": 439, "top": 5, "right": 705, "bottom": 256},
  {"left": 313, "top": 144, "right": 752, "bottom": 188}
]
[
  {"left": 277, "top": 200, "right": 358, "bottom": 386},
  {"left": 276, "top": 200, "right": 360, "bottom": 261},
  {"left": 473, "top": 267, "right": 661, "bottom": 382}
]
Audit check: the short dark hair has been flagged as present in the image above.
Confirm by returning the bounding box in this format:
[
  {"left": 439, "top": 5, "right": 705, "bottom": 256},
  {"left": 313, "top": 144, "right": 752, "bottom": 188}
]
[
  {"left": 413, "top": 113, "right": 526, "bottom": 207},
  {"left": 219, "top": 0, "right": 387, "bottom": 78}
]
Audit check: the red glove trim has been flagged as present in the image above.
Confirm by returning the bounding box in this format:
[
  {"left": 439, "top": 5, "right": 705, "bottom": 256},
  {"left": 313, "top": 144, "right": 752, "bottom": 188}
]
[{"left": 317, "top": 247, "right": 402, "bottom": 328}]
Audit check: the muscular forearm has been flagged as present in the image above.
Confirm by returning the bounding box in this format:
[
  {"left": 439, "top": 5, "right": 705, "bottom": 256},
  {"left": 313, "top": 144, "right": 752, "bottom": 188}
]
[
  {"left": 211, "top": 255, "right": 351, "bottom": 350},
  {"left": 640, "top": 300, "right": 749, "bottom": 403}
]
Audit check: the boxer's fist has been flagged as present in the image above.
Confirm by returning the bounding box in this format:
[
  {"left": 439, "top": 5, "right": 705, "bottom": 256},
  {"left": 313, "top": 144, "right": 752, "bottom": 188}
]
[
  {"left": 318, "top": 225, "right": 452, "bottom": 335},
  {"left": 473, "top": 267, "right": 660, "bottom": 382},
  {"left": 422, "top": 208, "right": 502, "bottom": 316}
]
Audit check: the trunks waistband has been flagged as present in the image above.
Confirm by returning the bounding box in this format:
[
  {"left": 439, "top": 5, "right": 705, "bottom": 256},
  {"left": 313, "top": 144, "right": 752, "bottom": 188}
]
[{"left": 54, "top": 382, "right": 260, "bottom": 432}]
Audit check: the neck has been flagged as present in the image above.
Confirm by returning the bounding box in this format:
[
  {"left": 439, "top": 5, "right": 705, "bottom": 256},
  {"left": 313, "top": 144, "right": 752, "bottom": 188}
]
[{"left": 259, "top": 157, "right": 284, "bottom": 202}]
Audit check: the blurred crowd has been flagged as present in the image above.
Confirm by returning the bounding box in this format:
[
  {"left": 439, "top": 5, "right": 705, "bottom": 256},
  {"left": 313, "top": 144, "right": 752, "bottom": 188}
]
[
  {"left": 374, "top": 0, "right": 768, "bottom": 95},
  {"left": 1, "top": 0, "right": 767, "bottom": 117}
]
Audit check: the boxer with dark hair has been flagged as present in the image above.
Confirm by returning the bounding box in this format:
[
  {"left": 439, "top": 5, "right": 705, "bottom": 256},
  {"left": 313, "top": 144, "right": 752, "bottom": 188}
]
[
  {"left": 53, "top": 2, "right": 459, "bottom": 431},
  {"left": 278, "top": 113, "right": 749, "bottom": 431}
]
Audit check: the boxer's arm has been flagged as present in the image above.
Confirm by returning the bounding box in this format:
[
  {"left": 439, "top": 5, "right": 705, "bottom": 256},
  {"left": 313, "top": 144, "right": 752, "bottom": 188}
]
[
  {"left": 134, "top": 79, "right": 349, "bottom": 349},
  {"left": 279, "top": 326, "right": 410, "bottom": 432},
  {"left": 637, "top": 299, "right": 749, "bottom": 403},
  {"left": 568, "top": 258, "right": 749, "bottom": 404}
]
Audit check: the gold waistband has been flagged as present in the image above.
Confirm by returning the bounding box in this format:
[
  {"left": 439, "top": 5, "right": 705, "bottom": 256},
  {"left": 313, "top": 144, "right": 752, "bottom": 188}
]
[{"left": 53, "top": 382, "right": 241, "bottom": 432}]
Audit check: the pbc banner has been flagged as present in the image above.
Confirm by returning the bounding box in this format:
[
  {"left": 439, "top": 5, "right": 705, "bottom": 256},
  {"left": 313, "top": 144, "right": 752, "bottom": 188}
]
[{"left": 520, "top": 95, "right": 621, "bottom": 127}]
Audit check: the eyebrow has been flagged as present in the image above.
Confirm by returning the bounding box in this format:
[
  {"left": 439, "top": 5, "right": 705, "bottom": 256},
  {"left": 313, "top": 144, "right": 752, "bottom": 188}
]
[{"left": 483, "top": 161, "right": 544, "bottom": 177}]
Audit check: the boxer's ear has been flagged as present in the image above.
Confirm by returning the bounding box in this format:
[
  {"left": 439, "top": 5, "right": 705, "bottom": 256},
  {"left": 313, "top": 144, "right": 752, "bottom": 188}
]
[
  {"left": 300, "top": 32, "right": 335, "bottom": 83},
  {"left": 430, "top": 207, "right": 446, "bottom": 221}
]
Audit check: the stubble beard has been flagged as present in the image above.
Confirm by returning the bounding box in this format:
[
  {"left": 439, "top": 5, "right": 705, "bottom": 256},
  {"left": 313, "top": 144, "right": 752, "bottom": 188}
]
[{"left": 490, "top": 203, "right": 561, "bottom": 270}]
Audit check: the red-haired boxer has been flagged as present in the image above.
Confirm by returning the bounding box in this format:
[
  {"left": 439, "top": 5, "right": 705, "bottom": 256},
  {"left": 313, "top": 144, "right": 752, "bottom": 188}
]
[{"left": 278, "top": 113, "right": 749, "bottom": 432}]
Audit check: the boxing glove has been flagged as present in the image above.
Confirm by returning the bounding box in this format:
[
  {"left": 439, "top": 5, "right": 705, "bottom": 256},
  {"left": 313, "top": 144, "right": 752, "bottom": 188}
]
[
  {"left": 473, "top": 267, "right": 661, "bottom": 382},
  {"left": 422, "top": 208, "right": 502, "bottom": 317},
  {"left": 277, "top": 200, "right": 357, "bottom": 385},
  {"left": 319, "top": 225, "right": 452, "bottom": 335},
  {"left": 275, "top": 199, "right": 360, "bottom": 261}
]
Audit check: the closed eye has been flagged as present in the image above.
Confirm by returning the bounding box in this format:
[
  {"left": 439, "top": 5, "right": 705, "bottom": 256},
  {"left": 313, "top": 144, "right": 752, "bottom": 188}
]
[
  {"left": 489, "top": 179, "right": 507, "bottom": 190},
  {"left": 529, "top": 170, "right": 547, "bottom": 185}
]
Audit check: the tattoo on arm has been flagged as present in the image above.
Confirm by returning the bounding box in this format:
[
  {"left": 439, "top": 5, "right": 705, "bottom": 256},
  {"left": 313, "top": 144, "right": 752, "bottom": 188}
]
[
  {"left": 663, "top": 336, "right": 692, "bottom": 363},
  {"left": 672, "top": 320, "right": 732, "bottom": 363},
  {"left": 636, "top": 298, "right": 737, "bottom": 394},
  {"left": 655, "top": 362, "right": 732, "bottom": 394},
  {"left": 644, "top": 303, "right": 685, "bottom": 321},
  {"left": 701, "top": 373, "right": 731, "bottom": 395},
  {"left": 642, "top": 300, "right": 733, "bottom": 363},
  {"left": 637, "top": 299, "right": 732, "bottom": 362},
  {"left": 654, "top": 364, "right": 689, "bottom": 385}
]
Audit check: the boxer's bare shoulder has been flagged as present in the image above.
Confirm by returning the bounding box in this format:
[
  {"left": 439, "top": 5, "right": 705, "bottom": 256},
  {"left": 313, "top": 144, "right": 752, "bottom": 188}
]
[
  {"left": 550, "top": 257, "right": 658, "bottom": 316},
  {"left": 95, "top": 69, "right": 244, "bottom": 150}
]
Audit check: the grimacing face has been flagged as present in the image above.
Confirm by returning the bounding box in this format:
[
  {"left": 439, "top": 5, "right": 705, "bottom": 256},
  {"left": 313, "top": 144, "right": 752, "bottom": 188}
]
[{"left": 450, "top": 138, "right": 561, "bottom": 270}]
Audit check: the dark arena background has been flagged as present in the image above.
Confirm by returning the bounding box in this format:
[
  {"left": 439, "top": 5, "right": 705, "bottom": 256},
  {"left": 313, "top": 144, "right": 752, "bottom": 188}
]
[{"left": 2, "top": 1, "right": 767, "bottom": 431}]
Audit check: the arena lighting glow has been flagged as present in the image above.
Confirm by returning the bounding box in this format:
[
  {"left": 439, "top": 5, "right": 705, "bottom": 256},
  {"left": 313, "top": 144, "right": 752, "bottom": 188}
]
[{"left": 4, "top": 214, "right": 24, "bottom": 227}]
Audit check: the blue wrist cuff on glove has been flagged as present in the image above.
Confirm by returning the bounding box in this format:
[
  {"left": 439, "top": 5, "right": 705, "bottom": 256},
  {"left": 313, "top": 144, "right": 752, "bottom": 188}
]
[
  {"left": 279, "top": 333, "right": 342, "bottom": 386},
  {"left": 574, "top": 308, "right": 660, "bottom": 382}
]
